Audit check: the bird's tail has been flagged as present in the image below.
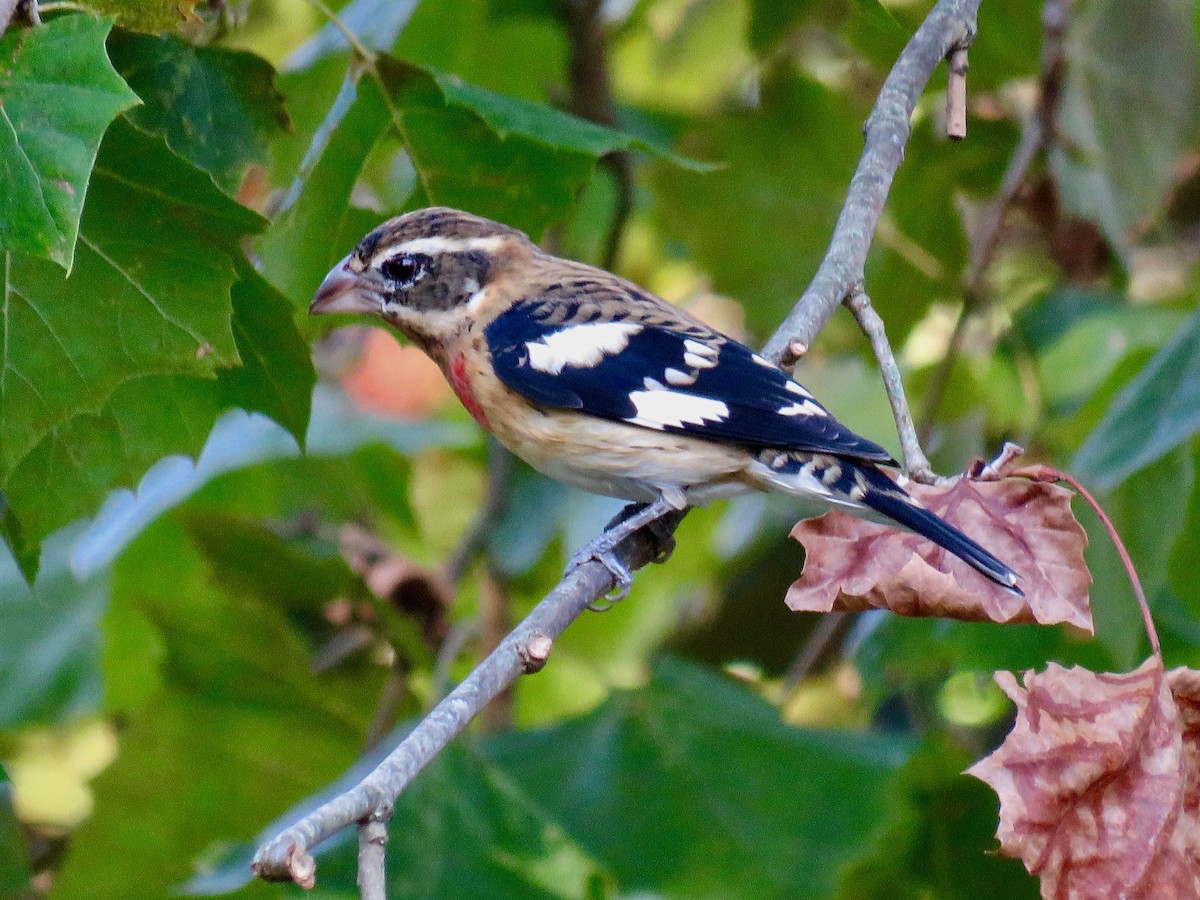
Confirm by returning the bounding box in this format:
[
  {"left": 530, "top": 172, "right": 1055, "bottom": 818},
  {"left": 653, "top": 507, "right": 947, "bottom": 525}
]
[
  {"left": 851, "top": 462, "right": 1020, "bottom": 592},
  {"left": 749, "top": 450, "right": 1020, "bottom": 592}
]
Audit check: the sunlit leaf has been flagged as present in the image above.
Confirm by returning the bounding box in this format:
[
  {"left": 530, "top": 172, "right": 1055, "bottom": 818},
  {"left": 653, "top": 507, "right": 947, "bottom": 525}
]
[
  {"left": 1, "top": 118, "right": 260, "bottom": 481},
  {"left": 2, "top": 376, "right": 223, "bottom": 560},
  {"left": 0, "top": 15, "right": 138, "bottom": 268}
]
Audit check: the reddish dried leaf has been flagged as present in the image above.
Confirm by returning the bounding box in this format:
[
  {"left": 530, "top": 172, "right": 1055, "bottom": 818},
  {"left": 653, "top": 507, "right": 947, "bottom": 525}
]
[
  {"left": 787, "top": 474, "right": 1092, "bottom": 629},
  {"left": 1168, "top": 668, "right": 1200, "bottom": 879},
  {"left": 968, "top": 659, "right": 1200, "bottom": 899}
]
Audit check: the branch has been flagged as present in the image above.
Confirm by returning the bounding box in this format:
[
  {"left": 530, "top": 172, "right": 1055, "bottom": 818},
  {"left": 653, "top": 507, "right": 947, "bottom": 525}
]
[
  {"left": 251, "top": 511, "right": 683, "bottom": 884},
  {"left": 356, "top": 816, "right": 389, "bottom": 900},
  {"left": 761, "top": 0, "right": 982, "bottom": 367},
  {"left": 443, "top": 438, "right": 512, "bottom": 587},
  {"left": 252, "top": 0, "right": 987, "bottom": 888},
  {"left": 845, "top": 290, "right": 936, "bottom": 482}
]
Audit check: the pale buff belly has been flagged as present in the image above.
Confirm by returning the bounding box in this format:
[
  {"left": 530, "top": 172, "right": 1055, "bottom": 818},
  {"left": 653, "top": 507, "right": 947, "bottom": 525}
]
[{"left": 499, "top": 405, "right": 753, "bottom": 503}]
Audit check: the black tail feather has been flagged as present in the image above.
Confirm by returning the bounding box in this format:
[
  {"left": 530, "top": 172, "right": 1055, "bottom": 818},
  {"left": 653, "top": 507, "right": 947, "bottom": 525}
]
[{"left": 854, "top": 465, "right": 1021, "bottom": 594}]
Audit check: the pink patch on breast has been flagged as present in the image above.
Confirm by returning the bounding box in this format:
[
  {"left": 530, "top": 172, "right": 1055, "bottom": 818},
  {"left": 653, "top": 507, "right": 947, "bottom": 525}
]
[{"left": 449, "top": 355, "right": 491, "bottom": 429}]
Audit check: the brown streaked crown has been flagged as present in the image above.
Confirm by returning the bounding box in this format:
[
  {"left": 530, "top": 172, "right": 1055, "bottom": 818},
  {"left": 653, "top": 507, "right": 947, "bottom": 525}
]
[{"left": 351, "top": 207, "right": 527, "bottom": 271}]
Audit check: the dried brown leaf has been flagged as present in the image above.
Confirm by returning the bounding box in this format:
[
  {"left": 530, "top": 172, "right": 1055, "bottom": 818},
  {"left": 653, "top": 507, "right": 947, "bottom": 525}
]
[
  {"left": 787, "top": 473, "right": 1092, "bottom": 629},
  {"left": 968, "top": 659, "right": 1200, "bottom": 899}
]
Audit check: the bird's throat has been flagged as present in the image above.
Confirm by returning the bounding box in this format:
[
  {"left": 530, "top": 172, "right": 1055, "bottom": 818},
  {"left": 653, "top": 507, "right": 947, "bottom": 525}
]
[{"left": 448, "top": 355, "right": 491, "bottom": 429}]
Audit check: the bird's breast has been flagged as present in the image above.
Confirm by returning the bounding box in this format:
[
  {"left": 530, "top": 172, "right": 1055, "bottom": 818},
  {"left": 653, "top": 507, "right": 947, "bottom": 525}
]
[{"left": 447, "top": 353, "right": 492, "bottom": 429}]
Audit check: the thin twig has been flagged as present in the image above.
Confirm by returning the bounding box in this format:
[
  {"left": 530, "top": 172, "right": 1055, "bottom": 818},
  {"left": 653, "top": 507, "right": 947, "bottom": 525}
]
[
  {"left": 761, "top": 0, "right": 982, "bottom": 368},
  {"left": 444, "top": 438, "right": 513, "bottom": 588},
  {"left": 301, "top": 0, "right": 374, "bottom": 62},
  {"left": 478, "top": 569, "right": 514, "bottom": 732},
  {"left": 356, "top": 816, "right": 389, "bottom": 900},
  {"left": 252, "top": 0, "right": 986, "bottom": 887},
  {"left": 428, "top": 619, "right": 477, "bottom": 706},
  {"left": 782, "top": 612, "right": 851, "bottom": 692},
  {"left": 362, "top": 656, "right": 409, "bottom": 754},
  {"left": 946, "top": 47, "right": 969, "bottom": 140},
  {"left": 845, "top": 290, "right": 937, "bottom": 482}
]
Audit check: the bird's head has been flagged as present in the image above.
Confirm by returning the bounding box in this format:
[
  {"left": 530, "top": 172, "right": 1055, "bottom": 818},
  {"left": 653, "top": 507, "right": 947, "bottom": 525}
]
[{"left": 311, "top": 207, "right": 531, "bottom": 343}]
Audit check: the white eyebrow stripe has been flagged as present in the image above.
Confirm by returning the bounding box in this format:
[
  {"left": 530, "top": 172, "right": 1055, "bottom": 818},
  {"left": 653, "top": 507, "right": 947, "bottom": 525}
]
[
  {"left": 525, "top": 322, "right": 644, "bottom": 375},
  {"left": 376, "top": 235, "right": 509, "bottom": 260},
  {"left": 627, "top": 391, "right": 729, "bottom": 430}
]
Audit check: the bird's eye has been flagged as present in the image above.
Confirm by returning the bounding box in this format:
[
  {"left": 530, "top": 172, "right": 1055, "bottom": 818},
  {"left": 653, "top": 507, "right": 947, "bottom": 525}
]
[{"left": 381, "top": 255, "right": 424, "bottom": 286}]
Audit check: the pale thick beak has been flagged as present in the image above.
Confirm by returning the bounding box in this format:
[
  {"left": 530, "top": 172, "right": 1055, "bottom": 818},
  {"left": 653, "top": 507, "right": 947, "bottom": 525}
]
[{"left": 310, "top": 254, "right": 380, "bottom": 315}]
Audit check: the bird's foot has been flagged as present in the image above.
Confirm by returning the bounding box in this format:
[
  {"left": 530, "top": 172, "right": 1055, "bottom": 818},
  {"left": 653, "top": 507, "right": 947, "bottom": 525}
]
[
  {"left": 566, "top": 536, "right": 634, "bottom": 610},
  {"left": 564, "top": 496, "right": 680, "bottom": 609}
]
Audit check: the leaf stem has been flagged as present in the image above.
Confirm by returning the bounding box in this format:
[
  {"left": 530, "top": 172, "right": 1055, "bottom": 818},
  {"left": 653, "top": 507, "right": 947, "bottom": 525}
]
[
  {"left": 1053, "top": 470, "right": 1160, "bottom": 657},
  {"left": 300, "top": 0, "right": 376, "bottom": 63}
]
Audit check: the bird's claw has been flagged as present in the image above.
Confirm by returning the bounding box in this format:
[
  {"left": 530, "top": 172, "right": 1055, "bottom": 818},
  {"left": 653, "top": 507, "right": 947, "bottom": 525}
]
[{"left": 565, "top": 540, "right": 633, "bottom": 610}]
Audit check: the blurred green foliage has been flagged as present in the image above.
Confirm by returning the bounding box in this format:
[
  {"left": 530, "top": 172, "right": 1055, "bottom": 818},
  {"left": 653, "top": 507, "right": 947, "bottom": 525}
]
[{"left": 1, "top": 0, "right": 1199, "bottom": 896}]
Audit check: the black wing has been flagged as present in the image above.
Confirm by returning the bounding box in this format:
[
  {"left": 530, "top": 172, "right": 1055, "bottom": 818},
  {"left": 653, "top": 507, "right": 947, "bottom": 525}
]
[{"left": 484, "top": 290, "right": 893, "bottom": 464}]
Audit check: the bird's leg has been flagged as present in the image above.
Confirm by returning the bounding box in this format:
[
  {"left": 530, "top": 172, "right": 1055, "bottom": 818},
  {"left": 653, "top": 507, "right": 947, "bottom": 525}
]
[{"left": 566, "top": 493, "right": 681, "bottom": 607}]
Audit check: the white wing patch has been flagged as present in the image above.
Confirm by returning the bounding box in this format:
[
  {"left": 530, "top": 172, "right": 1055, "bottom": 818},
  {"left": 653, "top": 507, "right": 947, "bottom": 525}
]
[
  {"left": 664, "top": 367, "right": 696, "bottom": 386},
  {"left": 784, "top": 380, "right": 813, "bottom": 398},
  {"left": 777, "top": 399, "right": 826, "bottom": 417},
  {"left": 526, "top": 322, "right": 644, "bottom": 375},
  {"left": 627, "top": 390, "right": 730, "bottom": 430}
]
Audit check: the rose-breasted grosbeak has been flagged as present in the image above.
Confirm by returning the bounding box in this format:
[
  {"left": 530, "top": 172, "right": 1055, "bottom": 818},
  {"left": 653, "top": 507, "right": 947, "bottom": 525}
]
[{"left": 312, "top": 207, "right": 1020, "bottom": 596}]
